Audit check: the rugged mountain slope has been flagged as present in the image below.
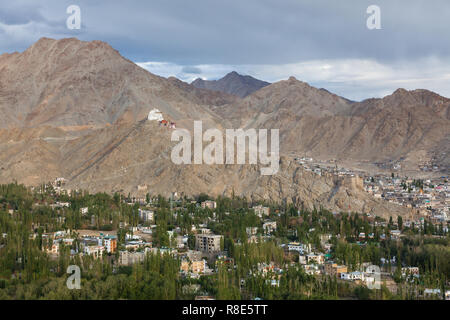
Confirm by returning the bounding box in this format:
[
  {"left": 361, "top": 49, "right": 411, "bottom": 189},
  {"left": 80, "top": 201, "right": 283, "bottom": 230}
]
[
  {"left": 0, "top": 37, "right": 228, "bottom": 130},
  {"left": 192, "top": 71, "right": 270, "bottom": 98},
  {"left": 59, "top": 120, "right": 414, "bottom": 219},
  {"left": 344, "top": 89, "right": 450, "bottom": 163},
  {"left": 167, "top": 76, "right": 238, "bottom": 107},
  {"left": 214, "top": 76, "right": 352, "bottom": 124},
  {"left": 0, "top": 127, "right": 64, "bottom": 186},
  {"left": 215, "top": 77, "right": 450, "bottom": 168},
  {"left": 0, "top": 117, "right": 409, "bottom": 218},
  {"left": 0, "top": 37, "right": 443, "bottom": 219}
]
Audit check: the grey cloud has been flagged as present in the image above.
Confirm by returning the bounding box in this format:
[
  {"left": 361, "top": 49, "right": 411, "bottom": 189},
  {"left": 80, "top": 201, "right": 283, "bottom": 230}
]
[
  {"left": 0, "top": 3, "right": 46, "bottom": 25},
  {"left": 0, "top": 0, "right": 449, "bottom": 99},
  {"left": 1, "top": 0, "right": 449, "bottom": 64},
  {"left": 181, "top": 66, "right": 202, "bottom": 74}
]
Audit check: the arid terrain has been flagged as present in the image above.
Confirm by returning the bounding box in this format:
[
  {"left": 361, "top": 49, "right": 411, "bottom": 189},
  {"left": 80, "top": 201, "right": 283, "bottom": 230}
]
[{"left": 1, "top": 37, "right": 449, "bottom": 219}]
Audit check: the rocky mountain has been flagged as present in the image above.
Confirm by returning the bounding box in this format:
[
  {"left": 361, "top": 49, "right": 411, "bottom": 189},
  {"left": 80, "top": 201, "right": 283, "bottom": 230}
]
[
  {"left": 60, "top": 120, "right": 413, "bottom": 219},
  {"left": 1, "top": 37, "right": 447, "bottom": 219},
  {"left": 167, "top": 76, "right": 238, "bottom": 107},
  {"left": 0, "top": 37, "right": 228, "bottom": 130},
  {"left": 191, "top": 71, "right": 270, "bottom": 98},
  {"left": 215, "top": 77, "right": 450, "bottom": 170}
]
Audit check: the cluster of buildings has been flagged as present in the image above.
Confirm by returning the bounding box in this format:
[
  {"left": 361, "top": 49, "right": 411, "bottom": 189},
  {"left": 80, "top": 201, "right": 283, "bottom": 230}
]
[
  {"left": 418, "top": 157, "right": 446, "bottom": 173},
  {"left": 26, "top": 175, "right": 448, "bottom": 299},
  {"left": 278, "top": 240, "right": 379, "bottom": 287},
  {"left": 364, "top": 176, "right": 449, "bottom": 221},
  {"left": 147, "top": 108, "right": 176, "bottom": 128},
  {"left": 45, "top": 231, "right": 118, "bottom": 259},
  {"left": 294, "top": 155, "right": 449, "bottom": 232},
  {"left": 179, "top": 250, "right": 216, "bottom": 278}
]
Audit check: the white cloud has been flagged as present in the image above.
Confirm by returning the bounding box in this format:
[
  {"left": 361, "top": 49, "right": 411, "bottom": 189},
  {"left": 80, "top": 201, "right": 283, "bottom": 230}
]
[{"left": 137, "top": 57, "right": 450, "bottom": 101}]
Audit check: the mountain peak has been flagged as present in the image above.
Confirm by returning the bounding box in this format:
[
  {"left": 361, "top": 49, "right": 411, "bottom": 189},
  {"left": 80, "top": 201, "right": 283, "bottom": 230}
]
[
  {"left": 192, "top": 77, "right": 206, "bottom": 84},
  {"left": 0, "top": 37, "right": 201, "bottom": 128},
  {"left": 392, "top": 88, "right": 409, "bottom": 96},
  {"left": 29, "top": 37, "right": 78, "bottom": 49},
  {"left": 25, "top": 37, "right": 119, "bottom": 58},
  {"left": 191, "top": 71, "right": 270, "bottom": 98},
  {"left": 35, "top": 36, "right": 56, "bottom": 44},
  {"left": 390, "top": 88, "right": 448, "bottom": 101}
]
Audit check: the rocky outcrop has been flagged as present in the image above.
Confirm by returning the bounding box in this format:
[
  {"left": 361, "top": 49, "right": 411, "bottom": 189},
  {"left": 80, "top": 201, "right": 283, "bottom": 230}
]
[{"left": 192, "top": 71, "right": 270, "bottom": 98}]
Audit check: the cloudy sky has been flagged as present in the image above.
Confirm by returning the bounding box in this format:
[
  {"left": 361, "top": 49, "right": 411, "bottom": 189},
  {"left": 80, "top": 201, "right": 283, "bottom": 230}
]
[{"left": 1, "top": 0, "right": 450, "bottom": 100}]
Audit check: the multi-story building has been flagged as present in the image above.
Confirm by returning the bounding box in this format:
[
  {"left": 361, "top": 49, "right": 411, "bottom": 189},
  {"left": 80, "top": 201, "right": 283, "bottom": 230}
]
[
  {"left": 253, "top": 205, "right": 270, "bottom": 217},
  {"left": 263, "top": 221, "right": 277, "bottom": 234},
  {"left": 180, "top": 260, "right": 207, "bottom": 275},
  {"left": 303, "top": 264, "right": 321, "bottom": 275},
  {"left": 118, "top": 250, "right": 146, "bottom": 265},
  {"left": 138, "top": 209, "right": 154, "bottom": 223},
  {"left": 306, "top": 253, "right": 325, "bottom": 265},
  {"left": 84, "top": 246, "right": 104, "bottom": 259},
  {"left": 324, "top": 262, "right": 348, "bottom": 277},
  {"left": 201, "top": 200, "right": 217, "bottom": 209},
  {"left": 195, "top": 234, "right": 223, "bottom": 253},
  {"left": 102, "top": 235, "right": 117, "bottom": 253}
]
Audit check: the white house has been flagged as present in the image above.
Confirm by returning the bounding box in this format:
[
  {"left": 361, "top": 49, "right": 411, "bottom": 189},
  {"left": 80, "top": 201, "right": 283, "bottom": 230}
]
[
  {"left": 263, "top": 221, "right": 277, "bottom": 234},
  {"left": 84, "top": 246, "right": 105, "bottom": 259},
  {"left": 287, "top": 242, "right": 305, "bottom": 253},
  {"left": 147, "top": 109, "right": 164, "bottom": 121},
  {"left": 341, "top": 271, "right": 365, "bottom": 281},
  {"left": 424, "top": 288, "right": 441, "bottom": 298},
  {"left": 139, "top": 209, "right": 154, "bottom": 222}
]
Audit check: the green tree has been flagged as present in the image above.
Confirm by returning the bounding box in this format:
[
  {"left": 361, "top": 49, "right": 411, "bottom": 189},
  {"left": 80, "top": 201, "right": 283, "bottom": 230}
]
[{"left": 397, "top": 216, "right": 403, "bottom": 231}]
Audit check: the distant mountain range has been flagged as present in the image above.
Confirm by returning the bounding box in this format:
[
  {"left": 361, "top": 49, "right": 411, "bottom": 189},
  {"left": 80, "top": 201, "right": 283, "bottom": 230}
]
[
  {"left": 1, "top": 37, "right": 448, "bottom": 218},
  {"left": 214, "top": 77, "right": 450, "bottom": 168},
  {"left": 191, "top": 71, "right": 270, "bottom": 98}
]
